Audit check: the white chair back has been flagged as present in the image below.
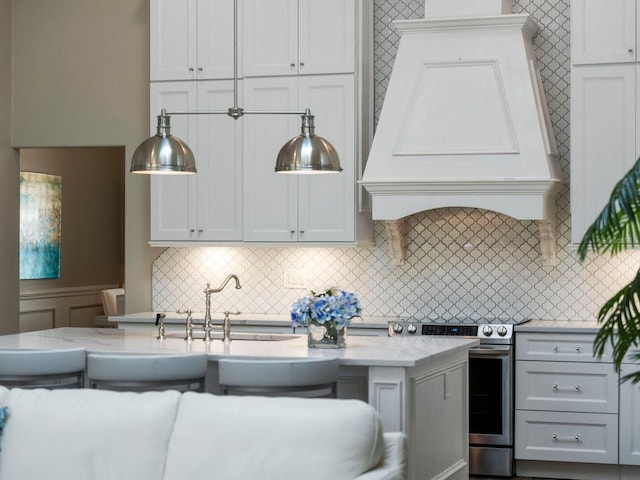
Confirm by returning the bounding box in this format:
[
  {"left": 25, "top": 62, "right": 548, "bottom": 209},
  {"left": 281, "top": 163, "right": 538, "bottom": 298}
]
[
  {"left": 0, "top": 348, "right": 86, "bottom": 389},
  {"left": 218, "top": 358, "right": 339, "bottom": 398},
  {"left": 87, "top": 353, "right": 207, "bottom": 392}
]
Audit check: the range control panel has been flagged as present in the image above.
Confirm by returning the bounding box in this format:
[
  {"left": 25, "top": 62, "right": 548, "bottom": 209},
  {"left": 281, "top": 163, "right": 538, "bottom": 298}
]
[
  {"left": 421, "top": 324, "right": 479, "bottom": 336},
  {"left": 421, "top": 323, "right": 514, "bottom": 341}
]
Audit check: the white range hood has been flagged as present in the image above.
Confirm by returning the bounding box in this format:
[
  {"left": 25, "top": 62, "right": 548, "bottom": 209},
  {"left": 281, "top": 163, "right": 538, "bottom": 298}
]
[{"left": 361, "top": 0, "right": 562, "bottom": 265}]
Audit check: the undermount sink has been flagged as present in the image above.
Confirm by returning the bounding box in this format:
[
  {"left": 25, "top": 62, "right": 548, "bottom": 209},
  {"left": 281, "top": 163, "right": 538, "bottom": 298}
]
[{"left": 165, "top": 332, "right": 298, "bottom": 342}]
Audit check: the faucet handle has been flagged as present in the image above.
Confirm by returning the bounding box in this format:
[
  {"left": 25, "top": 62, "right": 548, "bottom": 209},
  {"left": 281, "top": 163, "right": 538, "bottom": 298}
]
[{"left": 155, "top": 313, "right": 166, "bottom": 340}]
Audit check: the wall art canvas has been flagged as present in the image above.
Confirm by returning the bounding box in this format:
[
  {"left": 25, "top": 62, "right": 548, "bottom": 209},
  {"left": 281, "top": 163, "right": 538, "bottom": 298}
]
[{"left": 19, "top": 172, "right": 62, "bottom": 279}]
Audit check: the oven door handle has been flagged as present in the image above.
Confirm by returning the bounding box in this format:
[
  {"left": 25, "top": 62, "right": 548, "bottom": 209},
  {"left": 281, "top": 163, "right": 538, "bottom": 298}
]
[{"left": 469, "top": 345, "right": 512, "bottom": 355}]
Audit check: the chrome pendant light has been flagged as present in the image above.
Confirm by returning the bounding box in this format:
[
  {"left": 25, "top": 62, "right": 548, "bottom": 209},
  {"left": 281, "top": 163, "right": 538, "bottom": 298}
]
[
  {"left": 275, "top": 110, "right": 341, "bottom": 174},
  {"left": 130, "top": 0, "right": 340, "bottom": 175},
  {"left": 130, "top": 110, "right": 197, "bottom": 174}
]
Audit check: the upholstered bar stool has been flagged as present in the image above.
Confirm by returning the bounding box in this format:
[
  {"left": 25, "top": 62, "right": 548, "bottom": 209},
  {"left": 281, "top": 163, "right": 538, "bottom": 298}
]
[
  {"left": 0, "top": 348, "right": 86, "bottom": 389},
  {"left": 87, "top": 353, "right": 208, "bottom": 392},
  {"left": 218, "top": 358, "right": 339, "bottom": 398}
]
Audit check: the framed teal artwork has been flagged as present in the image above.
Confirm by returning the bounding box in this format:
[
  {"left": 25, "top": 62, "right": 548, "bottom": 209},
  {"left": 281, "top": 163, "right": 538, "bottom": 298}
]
[{"left": 19, "top": 172, "right": 62, "bottom": 280}]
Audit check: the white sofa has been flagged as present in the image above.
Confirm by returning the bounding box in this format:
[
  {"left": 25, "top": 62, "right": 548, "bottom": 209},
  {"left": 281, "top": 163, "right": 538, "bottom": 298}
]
[{"left": 0, "top": 386, "right": 406, "bottom": 480}]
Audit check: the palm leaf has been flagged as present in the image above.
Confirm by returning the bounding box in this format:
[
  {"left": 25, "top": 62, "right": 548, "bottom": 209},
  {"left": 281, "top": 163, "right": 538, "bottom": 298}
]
[
  {"left": 579, "top": 157, "right": 640, "bottom": 376},
  {"left": 578, "top": 156, "right": 640, "bottom": 261},
  {"left": 593, "top": 268, "right": 640, "bottom": 373}
]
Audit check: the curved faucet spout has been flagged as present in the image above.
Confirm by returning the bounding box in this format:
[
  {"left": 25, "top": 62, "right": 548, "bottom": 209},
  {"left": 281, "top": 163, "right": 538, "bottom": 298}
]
[{"left": 204, "top": 274, "right": 242, "bottom": 294}]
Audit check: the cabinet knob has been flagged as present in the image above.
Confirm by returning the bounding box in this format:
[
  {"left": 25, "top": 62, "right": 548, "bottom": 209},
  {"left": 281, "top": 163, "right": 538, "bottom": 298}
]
[
  {"left": 189, "top": 229, "right": 195, "bottom": 234},
  {"left": 189, "top": 67, "right": 194, "bottom": 72},
  {"left": 198, "top": 229, "right": 203, "bottom": 234},
  {"left": 198, "top": 67, "right": 203, "bottom": 72},
  {"left": 299, "top": 230, "right": 305, "bottom": 236},
  {"left": 290, "top": 63, "right": 296, "bottom": 69},
  {"left": 290, "top": 230, "right": 295, "bottom": 237},
  {"left": 629, "top": 48, "right": 634, "bottom": 54},
  {"left": 299, "top": 61, "right": 305, "bottom": 68}
]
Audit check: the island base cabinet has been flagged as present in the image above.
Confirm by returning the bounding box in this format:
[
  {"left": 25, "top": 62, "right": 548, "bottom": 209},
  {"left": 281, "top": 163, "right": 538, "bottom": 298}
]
[{"left": 369, "top": 356, "right": 469, "bottom": 480}]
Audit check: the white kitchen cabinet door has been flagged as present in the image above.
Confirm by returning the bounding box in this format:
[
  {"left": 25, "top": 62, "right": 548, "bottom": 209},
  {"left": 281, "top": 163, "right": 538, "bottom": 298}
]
[
  {"left": 243, "top": 0, "right": 355, "bottom": 77},
  {"left": 620, "top": 367, "right": 640, "bottom": 465},
  {"left": 150, "top": 82, "right": 198, "bottom": 241},
  {"left": 570, "top": 64, "right": 637, "bottom": 244},
  {"left": 243, "top": 0, "right": 298, "bottom": 77},
  {"left": 298, "top": 0, "right": 356, "bottom": 75},
  {"left": 150, "top": 81, "right": 243, "bottom": 242},
  {"left": 196, "top": 0, "right": 236, "bottom": 80},
  {"left": 571, "top": 0, "right": 636, "bottom": 65},
  {"left": 242, "top": 75, "right": 356, "bottom": 243},
  {"left": 297, "top": 75, "right": 355, "bottom": 242},
  {"left": 195, "top": 80, "right": 243, "bottom": 241},
  {"left": 150, "top": 0, "right": 235, "bottom": 81},
  {"left": 242, "top": 77, "right": 298, "bottom": 242}
]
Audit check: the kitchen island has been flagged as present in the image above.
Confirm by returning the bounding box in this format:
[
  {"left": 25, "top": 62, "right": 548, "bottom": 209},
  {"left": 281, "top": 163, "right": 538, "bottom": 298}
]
[{"left": 0, "top": 327, "right": 478, "bottom": 480}]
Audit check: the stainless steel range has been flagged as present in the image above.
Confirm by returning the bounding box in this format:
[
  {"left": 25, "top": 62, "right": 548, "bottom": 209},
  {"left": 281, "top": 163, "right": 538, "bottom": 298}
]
[{"left": 389, "top": 318, "right": 529, "bottom": 478}]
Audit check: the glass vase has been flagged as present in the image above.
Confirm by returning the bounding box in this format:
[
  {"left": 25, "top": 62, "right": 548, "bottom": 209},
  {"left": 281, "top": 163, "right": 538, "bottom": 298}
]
[{"left": 307, "top": 321, "right": 347, "bottom": 348}]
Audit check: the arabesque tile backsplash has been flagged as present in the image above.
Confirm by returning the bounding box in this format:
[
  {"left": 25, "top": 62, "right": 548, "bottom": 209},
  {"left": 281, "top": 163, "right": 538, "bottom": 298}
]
[{"left": 153, "top": 0, "right": 639, "bottom": 322}]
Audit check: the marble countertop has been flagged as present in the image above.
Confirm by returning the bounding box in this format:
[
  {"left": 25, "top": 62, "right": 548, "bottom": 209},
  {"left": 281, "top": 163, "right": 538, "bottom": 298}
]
[
  {"left": 516, "top": 319, "right": 601, "bottom": 333},
  {"left": 0, "top": 327, "right": 479, "bottom": 368},
  {"left": 109, "top": 311, "right": 400, "bottom": 330}
]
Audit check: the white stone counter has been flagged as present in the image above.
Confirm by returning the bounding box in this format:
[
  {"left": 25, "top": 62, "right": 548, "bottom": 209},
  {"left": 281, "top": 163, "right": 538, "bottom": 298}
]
[
  {"left": 515, "top": 319, "right": 601, "bottom": 334},
  {"left": 0, "top": 327, "right": 477, "bottom": 368}
]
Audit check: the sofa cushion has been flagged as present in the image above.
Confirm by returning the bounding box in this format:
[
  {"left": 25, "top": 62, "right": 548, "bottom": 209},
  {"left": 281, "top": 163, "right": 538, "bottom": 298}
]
[
  {"left": 0, "top": 388, "right": 181, "bottom": 480},
  {"left": 164, "top": 393, "right": 385, "bottom": 480}
]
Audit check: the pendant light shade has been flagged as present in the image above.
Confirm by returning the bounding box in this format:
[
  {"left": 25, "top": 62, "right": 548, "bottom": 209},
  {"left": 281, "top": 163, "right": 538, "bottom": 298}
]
[
  {"left": 130, "top": 111, "right": 197, "bottom": 174},
  {"left": 275, "top": 111, "right": 342, "bottom": 174}
]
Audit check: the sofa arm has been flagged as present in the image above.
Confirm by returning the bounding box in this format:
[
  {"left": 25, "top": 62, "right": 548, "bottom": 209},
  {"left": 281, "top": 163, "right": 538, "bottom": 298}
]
[{"left": 355, "top": 432, "right": 407, "bottom": 480}]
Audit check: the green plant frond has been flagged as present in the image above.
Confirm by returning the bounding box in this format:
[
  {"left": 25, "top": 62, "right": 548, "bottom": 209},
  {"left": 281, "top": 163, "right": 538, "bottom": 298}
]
[
  {"left": 578, "top": 157, "right": 640, "bottom": 261},
  {"left": 593, "top": 269, "right": 640, "bottom": 370}
]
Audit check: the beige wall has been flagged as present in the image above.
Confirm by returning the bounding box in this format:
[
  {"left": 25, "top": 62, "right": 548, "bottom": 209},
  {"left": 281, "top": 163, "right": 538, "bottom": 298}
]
[
  {"left": 11, "top": 0, "right": 159, "bottom": 313},
  {"left": 0, "top": 0, "right": 19, "bottom": 334},
  {"left": 20, "top": 147, "right": 124, "bottom": 290}
]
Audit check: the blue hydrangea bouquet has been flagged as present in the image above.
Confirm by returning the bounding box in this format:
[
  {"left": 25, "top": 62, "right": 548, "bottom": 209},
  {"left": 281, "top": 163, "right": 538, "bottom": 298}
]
[{"left": 291, "top": 289, "right": 361, "bottom": 348}]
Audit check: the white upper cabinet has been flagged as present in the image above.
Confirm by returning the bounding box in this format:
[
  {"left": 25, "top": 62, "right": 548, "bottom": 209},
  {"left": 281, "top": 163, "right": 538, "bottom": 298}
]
[
  {"left": 243, "top": 0, "right": 356, "bottom": 77},
  {"left": 149, "top": 82, "right": 198, "bottom": 241},
  {"left": 150, "top": 80, "right": 243, "bottom": 242},
  {"left": 150, "top": 0, "right": 235, "bottom": 81},
  {"left": 570, "top": 65, "right": 638, "bottom": 244},
  {"left": 242, "top": 75, "right": 355, "bottom": 242},
  {"left": 148, "top": 0, "right": 372, "bottom": 245},
  {"left": 571, "top": 0, "right": 637, "bottom": 65},
  {"left": 570, "top": 0, "right": 640, "bottom": 244}
]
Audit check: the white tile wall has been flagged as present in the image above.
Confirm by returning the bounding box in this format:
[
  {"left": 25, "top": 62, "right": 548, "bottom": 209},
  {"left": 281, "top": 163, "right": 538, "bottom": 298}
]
[{"left": 153, "top": 0, "right": 640, "bottom": 323}]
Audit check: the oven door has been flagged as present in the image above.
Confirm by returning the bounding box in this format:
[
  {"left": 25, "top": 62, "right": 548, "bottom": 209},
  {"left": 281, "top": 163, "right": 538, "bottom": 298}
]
[{"left": 468, "top": 344, "right": 513, "bottom": 446}]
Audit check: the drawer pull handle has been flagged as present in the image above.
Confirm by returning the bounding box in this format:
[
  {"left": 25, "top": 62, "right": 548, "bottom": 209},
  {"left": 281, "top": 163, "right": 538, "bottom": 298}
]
[
  {"left": 552, "top": 346, "right": 581, "bottom": 353},
  {"left": 552, "top": 434, "right": 580, "bottom": 442},
  {"left": 552, "top": 384, "right": 582, "bottom": 391}
]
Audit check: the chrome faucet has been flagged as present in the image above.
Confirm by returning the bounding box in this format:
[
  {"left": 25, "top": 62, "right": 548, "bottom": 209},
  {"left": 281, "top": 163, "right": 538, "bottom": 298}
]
[{"left": 203, "top": 274, "right": 242, "bottom": 341}]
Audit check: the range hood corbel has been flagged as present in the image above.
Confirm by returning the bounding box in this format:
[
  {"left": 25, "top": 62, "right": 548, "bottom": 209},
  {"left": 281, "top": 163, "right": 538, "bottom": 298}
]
[{"left": 362, "top": 1, "right": 562, "bottom": 267}]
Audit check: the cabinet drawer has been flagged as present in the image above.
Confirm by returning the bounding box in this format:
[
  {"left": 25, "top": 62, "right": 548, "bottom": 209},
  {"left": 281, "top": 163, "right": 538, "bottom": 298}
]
[
  {"left": 516, "top": 361, "right": 618, "bottom": 413},
  {"left": 516, "top": 332, "right": 612, "bottom": 362},
  {"left": 515, "top": 410, "right": 618, "bottom": 464}
]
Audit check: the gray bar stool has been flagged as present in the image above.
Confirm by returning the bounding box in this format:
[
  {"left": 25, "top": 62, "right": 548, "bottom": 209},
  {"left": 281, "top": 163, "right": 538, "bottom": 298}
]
[
  {"left": 218, "top": 358, "right": 339, "bottom": 398},
  {"left": 0, "top": 348, "right": 86, "bottom": 389},
  {"left": 87, "top": 353, "right": 208, "bottom": 392}
]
